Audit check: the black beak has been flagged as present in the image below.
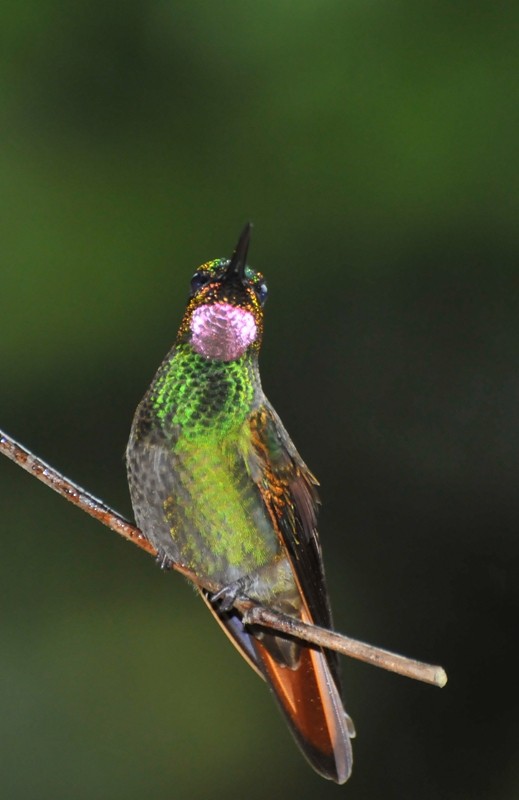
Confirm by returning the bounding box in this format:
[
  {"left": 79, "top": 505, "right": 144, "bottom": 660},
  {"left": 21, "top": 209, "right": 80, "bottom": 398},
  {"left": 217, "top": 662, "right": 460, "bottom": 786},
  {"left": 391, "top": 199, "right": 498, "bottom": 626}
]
[{"left": 225, "top": 222, "right": 252, "bottom": 282}]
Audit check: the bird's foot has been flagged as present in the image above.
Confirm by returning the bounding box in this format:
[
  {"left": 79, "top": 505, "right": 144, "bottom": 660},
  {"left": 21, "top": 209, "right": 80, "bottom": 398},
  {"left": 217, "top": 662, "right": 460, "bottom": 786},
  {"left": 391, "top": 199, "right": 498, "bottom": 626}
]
[
  {"left": 211, "top": 578, "right": 248, "bottom": 612},
  {"left": 155, "top": 549, "right": 174, "bottom": 571}
]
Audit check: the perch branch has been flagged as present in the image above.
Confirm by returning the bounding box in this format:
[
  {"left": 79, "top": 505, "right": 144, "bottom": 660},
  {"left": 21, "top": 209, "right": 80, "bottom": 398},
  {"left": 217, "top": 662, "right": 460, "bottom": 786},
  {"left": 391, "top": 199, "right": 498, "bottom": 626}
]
[{"left": 0, "top": 427, "right": 447, "bottom": 688}]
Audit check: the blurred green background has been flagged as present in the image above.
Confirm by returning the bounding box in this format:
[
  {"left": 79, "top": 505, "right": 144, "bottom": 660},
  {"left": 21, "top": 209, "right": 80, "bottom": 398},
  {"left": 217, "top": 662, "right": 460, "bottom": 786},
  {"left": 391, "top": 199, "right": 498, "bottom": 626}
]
[{"left": 1, "top": 2, "right": 518, "bottom": 798}]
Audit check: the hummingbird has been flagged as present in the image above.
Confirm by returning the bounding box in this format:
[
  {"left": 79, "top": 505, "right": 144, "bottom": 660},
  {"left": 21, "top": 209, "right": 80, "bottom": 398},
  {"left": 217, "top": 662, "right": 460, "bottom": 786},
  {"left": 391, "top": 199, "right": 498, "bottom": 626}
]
[{"left": 126, "top": 224, "right": 355, "bottom": 783}]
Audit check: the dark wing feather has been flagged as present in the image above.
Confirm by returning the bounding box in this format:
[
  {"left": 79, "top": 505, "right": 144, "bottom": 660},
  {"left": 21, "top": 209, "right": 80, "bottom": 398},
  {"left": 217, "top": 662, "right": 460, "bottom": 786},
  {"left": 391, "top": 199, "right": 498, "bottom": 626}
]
[{"left": 244, "top": 400, "right": 340, "bottom": 684}]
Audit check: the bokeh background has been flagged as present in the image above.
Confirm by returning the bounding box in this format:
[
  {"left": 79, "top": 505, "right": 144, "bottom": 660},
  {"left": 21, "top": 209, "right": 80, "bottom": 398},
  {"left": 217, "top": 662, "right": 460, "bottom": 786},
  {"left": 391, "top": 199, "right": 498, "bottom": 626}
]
[{"left": 1, "top": 3, "right": 518, "bottom": 798}]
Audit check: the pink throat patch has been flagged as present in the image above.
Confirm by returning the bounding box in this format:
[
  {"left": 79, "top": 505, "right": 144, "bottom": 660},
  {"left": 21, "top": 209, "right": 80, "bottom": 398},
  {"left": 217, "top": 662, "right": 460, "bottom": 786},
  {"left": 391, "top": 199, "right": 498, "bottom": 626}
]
[{"left": 190, "top": 302, "right": 257, "bottom": 361}]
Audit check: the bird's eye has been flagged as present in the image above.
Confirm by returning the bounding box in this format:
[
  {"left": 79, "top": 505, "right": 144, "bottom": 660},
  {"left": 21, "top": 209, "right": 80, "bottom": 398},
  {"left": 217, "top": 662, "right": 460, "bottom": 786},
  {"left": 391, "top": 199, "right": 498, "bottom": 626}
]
[
  {"left": 190, "top": 271, "right": 211, "bottom": 295},
  {"left": 255, "top": 281, "right": 268, "bottom": 307}
]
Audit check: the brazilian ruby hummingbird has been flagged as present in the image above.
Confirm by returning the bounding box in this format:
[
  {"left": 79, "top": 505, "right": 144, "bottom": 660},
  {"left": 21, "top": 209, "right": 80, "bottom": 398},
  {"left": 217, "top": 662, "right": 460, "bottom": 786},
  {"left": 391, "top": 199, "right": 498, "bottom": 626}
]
[{"left": 126, "top": 224, "right": 355, "bottom": 783}]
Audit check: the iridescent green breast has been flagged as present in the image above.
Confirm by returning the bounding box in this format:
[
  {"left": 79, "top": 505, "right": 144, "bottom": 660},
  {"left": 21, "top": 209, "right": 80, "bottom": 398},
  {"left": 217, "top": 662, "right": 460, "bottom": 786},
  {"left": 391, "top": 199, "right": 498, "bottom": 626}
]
[
  {"left": 140, "top": 344, "right": 280, "bottom": 582},
  {"left": 151, "top": 344, "right": 255, "bottom": 437}
]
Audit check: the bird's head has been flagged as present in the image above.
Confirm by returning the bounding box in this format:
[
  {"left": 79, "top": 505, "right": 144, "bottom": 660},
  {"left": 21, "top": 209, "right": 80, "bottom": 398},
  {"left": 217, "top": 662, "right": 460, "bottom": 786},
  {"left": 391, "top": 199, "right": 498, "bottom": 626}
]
[{"left": 178, "top": 223, "right": 267, "bottom": 361}]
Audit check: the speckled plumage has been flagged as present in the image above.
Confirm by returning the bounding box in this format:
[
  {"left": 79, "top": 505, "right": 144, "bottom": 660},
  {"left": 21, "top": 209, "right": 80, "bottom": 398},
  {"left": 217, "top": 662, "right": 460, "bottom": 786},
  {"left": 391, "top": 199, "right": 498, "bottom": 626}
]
[{"left": 126, "top": 225, "right": 354, "bottom": 783}]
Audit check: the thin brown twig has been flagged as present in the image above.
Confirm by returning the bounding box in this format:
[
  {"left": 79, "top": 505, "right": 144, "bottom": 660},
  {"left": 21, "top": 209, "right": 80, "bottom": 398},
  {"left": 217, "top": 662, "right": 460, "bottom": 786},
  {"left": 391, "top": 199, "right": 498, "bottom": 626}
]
[
  {"left": 0, "top": 427, "right": 447, "bottom": 688},
  {"left": 242, "top": 606, "right": 447, "bottom": 687}
]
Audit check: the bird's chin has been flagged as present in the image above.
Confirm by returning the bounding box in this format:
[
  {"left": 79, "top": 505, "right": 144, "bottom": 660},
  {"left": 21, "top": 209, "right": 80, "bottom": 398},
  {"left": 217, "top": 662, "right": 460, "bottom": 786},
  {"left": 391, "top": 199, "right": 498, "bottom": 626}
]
[{"left": 189, "top": 302, "right": 257, "bottom": 361}]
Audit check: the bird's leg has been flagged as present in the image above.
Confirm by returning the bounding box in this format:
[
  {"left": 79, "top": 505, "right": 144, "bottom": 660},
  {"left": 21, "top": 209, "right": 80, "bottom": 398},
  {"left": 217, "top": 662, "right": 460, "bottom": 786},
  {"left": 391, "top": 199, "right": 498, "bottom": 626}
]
[
  {"left": 211, "top": 577, "right": 249, "bottom": 612},
  {"left": 155, "top": 548, "right": 174, "bottom": 571},
  {"left": 211, "top": 557, "right": 297, "bottom": 613}
]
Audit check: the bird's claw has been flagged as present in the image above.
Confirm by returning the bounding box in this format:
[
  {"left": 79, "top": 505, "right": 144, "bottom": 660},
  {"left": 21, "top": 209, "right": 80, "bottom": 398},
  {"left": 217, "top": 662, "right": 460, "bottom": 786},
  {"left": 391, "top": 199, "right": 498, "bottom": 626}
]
[
  {"left": 211, "top": 579, "right": 247, "bottom": 612},
  {"left": 155, "top": 550, "right": 173, "bottom": 570}
]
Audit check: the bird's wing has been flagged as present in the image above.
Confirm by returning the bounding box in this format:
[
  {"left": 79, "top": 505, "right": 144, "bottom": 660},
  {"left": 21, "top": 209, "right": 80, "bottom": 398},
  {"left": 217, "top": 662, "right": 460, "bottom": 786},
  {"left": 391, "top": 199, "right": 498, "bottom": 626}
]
[
  {"left": 244, "top": 403, "right": 328, "bottom": 620},
  {"left": 241, "top": 400, "right": 340, "bottom": 683}
]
